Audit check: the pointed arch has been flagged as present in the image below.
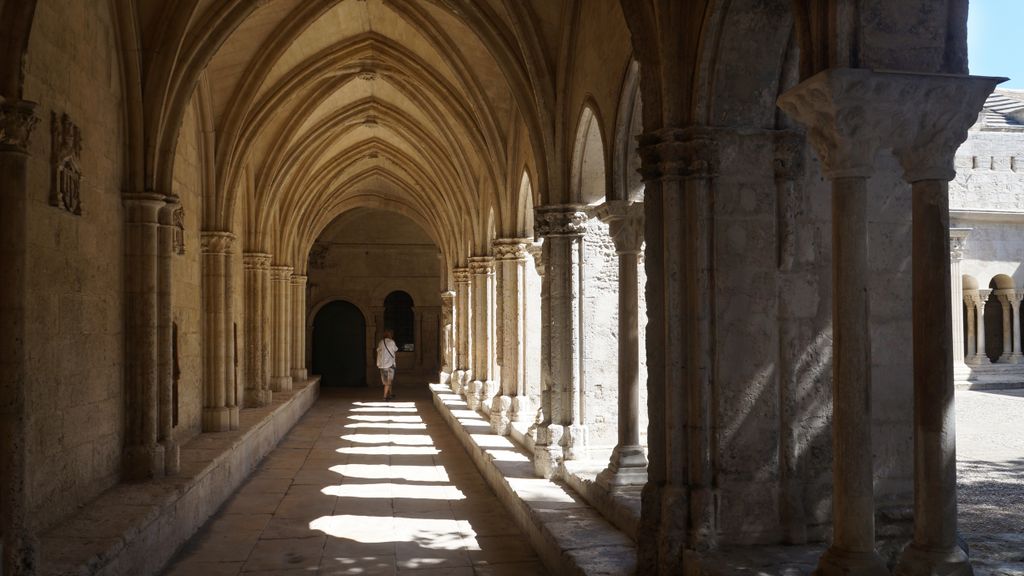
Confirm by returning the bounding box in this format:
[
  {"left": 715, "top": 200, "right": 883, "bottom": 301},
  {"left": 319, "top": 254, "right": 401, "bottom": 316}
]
[{"left": 570, "top": 101, "right": 608, "bottom": 206}]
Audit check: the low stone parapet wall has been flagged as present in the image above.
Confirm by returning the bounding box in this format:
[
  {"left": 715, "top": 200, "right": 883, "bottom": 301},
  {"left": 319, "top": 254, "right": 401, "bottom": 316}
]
[
  {"left": 38, "top": 377, "right": 321, "bottom": 576},
  {"left": 430, "top": 383, "right": 635, "bottom": 575}
]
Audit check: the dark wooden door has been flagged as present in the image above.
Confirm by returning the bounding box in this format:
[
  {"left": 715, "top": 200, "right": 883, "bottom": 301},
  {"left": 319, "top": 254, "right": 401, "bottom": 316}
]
[{"left": 312, "top": 300, "right": 366, "bottom": 387}]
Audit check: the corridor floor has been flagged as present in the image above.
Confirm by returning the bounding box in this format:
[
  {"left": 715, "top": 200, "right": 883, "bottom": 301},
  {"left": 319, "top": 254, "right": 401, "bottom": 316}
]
[{"left": 163, "top": 383, "right": 548, "bottom": 576}]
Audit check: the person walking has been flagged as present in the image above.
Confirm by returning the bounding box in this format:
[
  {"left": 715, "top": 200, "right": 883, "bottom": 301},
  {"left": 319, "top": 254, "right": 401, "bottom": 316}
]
[{"left": 376, "top": 329, "right": 399, "bottom": 400}]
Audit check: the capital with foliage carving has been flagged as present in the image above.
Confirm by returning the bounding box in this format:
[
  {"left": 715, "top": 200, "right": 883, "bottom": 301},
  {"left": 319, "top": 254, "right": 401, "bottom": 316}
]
[
  {"left": 270, "top": 265, "right": 293, "bottom": 281},
  {"left": 534, "top": 204, "right": 588, "bottom": 238},
  {"left": 468, "top": 256, "right": 495, "bottom": 275},
  {"left": 200, "top": 231, "right": 235, "bottom": 254},
  {"left": 453, "top": 267, "right": 472, "bottom": 284},
  {"left": 492, "top": 238, "right": 532, "bottom": 261},
  {"left": 637, "top": 126, "right": 720, "bottom": 181},
  {"left": 597, "top": 200, "right": 644, "bottom": 255},
  {"left": 0, "top": 98, "right": 39, "bottom": 153},
  {"left": 243, "top": 252, "right": 272, "bottom": 270}
]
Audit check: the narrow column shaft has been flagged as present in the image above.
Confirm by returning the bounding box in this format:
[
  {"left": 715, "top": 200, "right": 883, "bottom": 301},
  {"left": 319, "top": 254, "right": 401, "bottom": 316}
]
[
  {"left": 949, "top": 234, "right": 967, "bottom": 365},
  {"left": 440, "top": 291, "right": 455, "bottom": 377},
  {"left": 999, "top": 295, "right": 1012, "bottom": 360},
  {"left": 453, "top": 268, "right": 472, "bottom": 378},
  {"left": 1013, "top": 297, "right": 1022, "bottom": 356},
  {"left": 124, "top": 193, "right": 166, "bottom": 480},
  {"left": 291, "top": 275, "right": 308, "bottom": 380},
  {"left": 976, "top": 297, "right": 988, "bottom": 362},
  {"left": 468, "top": 257, "right": 496, "bottom": 411},
  {"left": 828, "top": 176, "right": 881, "bottom": 557},
  {"left": 157, "top": 202, "right": 178, "bottom": 473},
  {"left": 964, "top": 296, "right": 976, "bottom": 359},
  {"left": 270, "top": 266, "right": 293, "bottom": 392}
]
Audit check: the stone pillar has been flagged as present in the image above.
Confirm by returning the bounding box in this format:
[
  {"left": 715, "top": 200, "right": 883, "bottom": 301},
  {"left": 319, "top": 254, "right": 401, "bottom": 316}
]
[
  {"left": 974, "top": 290, "right": 991, "bottom": 364},
  {"left": 491, "top": 238, "right": 533, "bottom": 435},
  {"left": 779, "top": 69, "right": 891, "bottom": 576},
  {"left": 440, "top": 290, "right": 455, "bottom": 380},
  {"left": 243, "top": 252, "right": 273, "bottom": 406},
  {"left": 997, "top": 291, "right": 1014, "bottom": 363},
  {"left": 0, "top": 97, "right": 39, "bottom": 576},
  {"left": 596, "top": 201, "right": 648, "bottom": 489},
  {"left": 157, "top": 201, "right": 179, "bottom": 473},
  {"left": 201, "top": 231, "right": 238, "bottom": 431},
  {"left": 1013, "top": 290, "right": 1024, "bottom": 362},
  {"left": 950, "top": 229, "right": 970, "bottom": 368},
  {"left": 533, "top": 205, "right": 588, "bottom": 476},
  {"left": 291, "top": 274, "right": 308, "bottom": 380},
  {"left": 526, "top": 241, "right": 547, "bottom": 443},
  {"left": 889, "top": 73, "right": 996, "bottom": 576},
  {"left": 963, "top": 292, "right": 978, "bottom": 361},
  {"left": 270, "top": 265, "right": 293, "bottom": 392},
  {"left": 468, "top": 256, "right": 497, "bottom": 411},
  {"left": 453, "top": 267, "right": 472, "bottom": 394}
]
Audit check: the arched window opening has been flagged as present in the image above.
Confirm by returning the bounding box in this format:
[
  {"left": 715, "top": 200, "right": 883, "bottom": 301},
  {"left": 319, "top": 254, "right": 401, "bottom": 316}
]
[{"left": 385, "top": 291, "right": 415, "bottom": 351}]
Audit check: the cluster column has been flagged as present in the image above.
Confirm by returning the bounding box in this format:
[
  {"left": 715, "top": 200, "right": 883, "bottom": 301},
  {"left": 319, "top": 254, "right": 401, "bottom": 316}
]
[
  {"left": 950, "top": 230, "right": 970, "bottom": 370},
  {"left": 291, "top": 274, "right": 308, "bottom": 380},
  {"left": 243, "top": 253, "right": 273, "bottom": 406},
  {"left": 533, "top": 205, "right": 588, "bottom": 477},
  {"left": 0, "top": 98, "right": 39, "bottom": 576},
  {"left": 270, "top": 265, "right": 293, "bottom": 392},
  {"left": 967, "top": 291, "right": 992, "bottom": 364},
  {"left": 491, "top": 238, "right": 533, "bottom": 435},
  {"left": 452, "top": 267, "right": 473, "bottom": 393},
  {"left": 467, "top": 256, "right": 498, "bottom": 411},
  {"left": 596, "top": 201, "right": 648, "bottom": 489},
  {"left": 157, "top": 201, "right": 179, "bottom": 472},
  {"left": 201, "top": 232, "right": 239, "bottom": 431},
  {"left": 440, "top": 290, "right": 456, "bottom": 381}
]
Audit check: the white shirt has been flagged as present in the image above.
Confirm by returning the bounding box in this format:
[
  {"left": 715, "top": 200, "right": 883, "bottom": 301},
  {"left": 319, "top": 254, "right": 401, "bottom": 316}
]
[{"left": 376, "top": 338, "right": 398, "bottom": 369}]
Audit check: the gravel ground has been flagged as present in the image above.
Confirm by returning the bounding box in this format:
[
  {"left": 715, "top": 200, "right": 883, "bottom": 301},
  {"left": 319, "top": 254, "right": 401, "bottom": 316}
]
[{"left": 956, "top": 388, "right": 1024, "bottom": 535}]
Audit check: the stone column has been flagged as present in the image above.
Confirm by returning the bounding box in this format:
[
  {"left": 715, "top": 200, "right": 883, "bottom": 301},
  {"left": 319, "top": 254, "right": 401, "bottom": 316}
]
[
  {"left": 291, "top": 274, "right": 308, "bottom": 380},
  {"left": 950, "top": 230, "right": 970, "bottom": 367},
  {"left": 526, "top": 241, "right": 547, "bottom": 443},
  {"left": 157, "top": 200, "right": 179, "bottom": 472},
  {"left": 491, "top": 238, "right": 533, "bottom": 435},
  {"left": 440, "top": 290, "right": 455, "bottom": 380},
  {"left": 0, "top": 97, "right": 39, "bottom": 576},
  {"left": 453, "top": 267, "right": 472, "bottom": 394},
  {"left": 963, "top": 292, "right": 977, "bottom": 361},
  {"left": 596, "top": 201, "right": 648, "bottom": 489},
  {"left": 889, "top": 73, "right": 996, "bottom": 576},
  {"left": 468, "top": 256, "right": 497, "bottom": 411},
  {"left": 997, "top": 291, "right": 1014, "bottom": 362},
  {"left": 779, "top": 69, "right": 890, "bottom": 576},
  {"left": 1013, "top": 290, "right": 1024, "bottom": 362},
  {"left": 974, "top": 291, "right": 991, "bottom": 365},
  {"left": 243, "top": 252, "right": 273, "bottom": 406},
  {"left": 270, "top": 265, "right": 293, "bottom": 392},
  {"left": 533, "top": 205, "right": 588, "bottom": 476},
  {"left": 201, "top": 231, "right": 238, "bottom": 431}
]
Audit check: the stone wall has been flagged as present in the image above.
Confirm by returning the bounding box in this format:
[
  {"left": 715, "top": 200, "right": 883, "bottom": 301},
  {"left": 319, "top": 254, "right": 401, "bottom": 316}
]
[
  {"left": 582, "top": 217, "right": 619, "bottom": 450},
  {"left": 951, "top": 130, "right": 1024, "bottom": 212},
  {"left": 20, "top": 0, "right": 126, "bottom": 531}
]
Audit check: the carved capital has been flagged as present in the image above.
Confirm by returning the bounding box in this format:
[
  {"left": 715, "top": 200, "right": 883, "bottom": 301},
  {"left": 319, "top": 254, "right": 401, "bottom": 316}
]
[
  {"left": 597, "top": 200, "right": 645, "bottom": 254},
  {"left": 200, "top": 231, "right": 235, "bottom": 254},
  {"left": 950, "top": 228, "right": 970, "bottom": 262},
  {"left": 637, "top": 126, "right": 719, "bottom": 181},
  {"left": 453, "top": 267, "right": 472, "bottom": 284},
  {"left": 492, "top": 238, "right": 532, "bottom": 261},
  {"left": 528, "top": 241, "right": 544, "bottom": 276},
  {"left": 270, "top": 265, "right": 293, "bottom": 281},
  {"left": 977, "top": 289, "right": 992, "bottom": 307},
  {"left": 243, "top": 252, "right": 273, "bottom": 270},
  {"left": 0, "top": 98, "right": 39, "bottom": 153},
  {"left": 468, "top": 256, "right": 495, "bottom": 275},
  {"left": 778, "top": 69, "right": 1002, "bottom": 180},
  {"left": 535, "top": 204, "right": 588, "bottom": 238},
  {"left": 441, "top": 290, "right": 455, "bottom": 305},
  {"left": 290, "top": 274, "right": 308, "bottom": 286}
]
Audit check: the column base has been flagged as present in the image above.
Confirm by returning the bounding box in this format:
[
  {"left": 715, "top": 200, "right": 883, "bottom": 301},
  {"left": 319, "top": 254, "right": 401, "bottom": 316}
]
[
  {"left": 481, "top": 381, "right": 500, "bottom": 414},
  {"left": 512, "top": 395, "right": 534, "bottom": 422},
  {"left": 596, "top": 445, "right": 648, "bottom": 489},
  {"left": 814, "top": 546, "right": 889, "bottom": 576},
  {"left": 439, "top": 371, "right": 451, "bottom": 385},
  {"left": 1006, "top": 353, "right": 1024, "bottom": 364},
  {"left": 246, "top": 388, "right": 273, "bottom": 407},
  {"left": 895, "top": 542, "right": 973, "bottom": 576},
  {"left": 272, "top": 376, "right": 293, "bottom": 393},
  {"left": 124, "top": 443, "right": 165, "bottom": 481},
  {"left": 534, "top": 424, "right": 564, "bottom": 479},
  {"left": 291, "top": 369, "right": 308, "bottom": 381},
  {"left": 161, "top": 439, "right": 180, "bottom": 476},
  {"left": 966, "top": 355, "right": 990, "bottom": 365},
  {"left": 562, "top": 423, "right": 589, "bottom": 461},
  {"left": 203, "top": 406, "right": 233, "bottom": 432},
  {"left": 229, "top": 404, "right": 239, "bottom": 429},
  {"left": 490, "top": 395, "right": 513, "bottom": 435},
  {"left": 466, "top": 380, "right": 482, "bottom": 410}
]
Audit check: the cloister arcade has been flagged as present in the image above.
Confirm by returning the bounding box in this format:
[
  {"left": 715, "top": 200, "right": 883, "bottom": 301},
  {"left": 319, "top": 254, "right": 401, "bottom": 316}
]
[{"left": 0, "top": 1, "right": 1009, "bottom": 575}]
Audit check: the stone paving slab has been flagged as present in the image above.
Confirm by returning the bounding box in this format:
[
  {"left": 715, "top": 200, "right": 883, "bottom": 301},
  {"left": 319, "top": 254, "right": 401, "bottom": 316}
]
[
  {"left": 163, "top": 383, "right": 549, "bottom": 576},
  {"left": 37, "top": 379, "right": 321, "bottom": 576},
  {"left": 431, "top": 384, "right": 636, "bottom": 575}
]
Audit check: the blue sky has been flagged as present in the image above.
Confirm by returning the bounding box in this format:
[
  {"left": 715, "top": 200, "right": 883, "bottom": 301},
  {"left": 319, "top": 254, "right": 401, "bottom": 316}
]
[{"left": 968, "top": 0, "right": 1024, "bottom": 88}]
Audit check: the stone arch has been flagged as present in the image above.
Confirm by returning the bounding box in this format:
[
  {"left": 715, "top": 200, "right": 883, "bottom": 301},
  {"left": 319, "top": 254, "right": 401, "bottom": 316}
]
[
  {"left": 516, "top": 170, "right": 536, "bottom": 239},
  {"left": 570, "top": 102, "right": 608, "bottom": 206},
  {"left": 612, "top": 59, "right": 644, "bottom": 202}
]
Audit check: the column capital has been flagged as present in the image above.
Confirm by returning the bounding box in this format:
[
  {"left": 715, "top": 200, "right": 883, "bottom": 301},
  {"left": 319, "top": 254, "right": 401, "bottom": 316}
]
[
  {"left": 778, "top": 68, "right": 1002, "bottom": 180},
  {"left": 597, "top": 200, "right": 645, "bottom": 255},
  {"left": 123, "top": 192, "right": 167, "bottom": 223},
  {"left": 200, "top": 231, "right": 235, "bottom": 254},
  {"left": 977, "top": 289, "right": 992, "bottom": 305},
  {"left": 441, "top": 290, "right": 456, "bottom": 303},
  {"left": 290, "top": 274, "right": 308, "bottom": 286},
  {"left": 468, "top": 255, "right": 495, "bottom": 274},
  {"left": 637, "top": 125, "right": 720, "bottom": 181},
  {"left": 453, "top": 267, "right": 472, "bottom": 283},
  {"left": 0, "top": 98, "right": 40, "bottom": 153},
  {"left": 269, "top": 265, "right": 293, "bottom": 281},
  {"left": 534, "top": 204, "right": 588, "bottom": 238},
  {"left": 949, "top": 228, "right": 971, "bottom": 262},
  {"left": 242, "top": 252, "right": 273, "bottom": 270},
  {"left": 492, "top": 238, "right": 532, "bottom": 261}
]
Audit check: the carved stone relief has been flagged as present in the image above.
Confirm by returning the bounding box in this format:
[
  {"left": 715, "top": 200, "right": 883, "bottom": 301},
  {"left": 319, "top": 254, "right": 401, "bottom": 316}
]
[
  {"left": 50, "top": 112, "right": 83, "bottom": 215},
  {"left": 173, "top": 206, "right": 186, "bottom": 255}
]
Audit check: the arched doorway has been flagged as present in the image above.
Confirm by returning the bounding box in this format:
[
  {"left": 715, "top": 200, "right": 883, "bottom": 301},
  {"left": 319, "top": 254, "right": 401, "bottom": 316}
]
[{"left": 312, "top": 301, "right": 366, "bottom": 387}]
